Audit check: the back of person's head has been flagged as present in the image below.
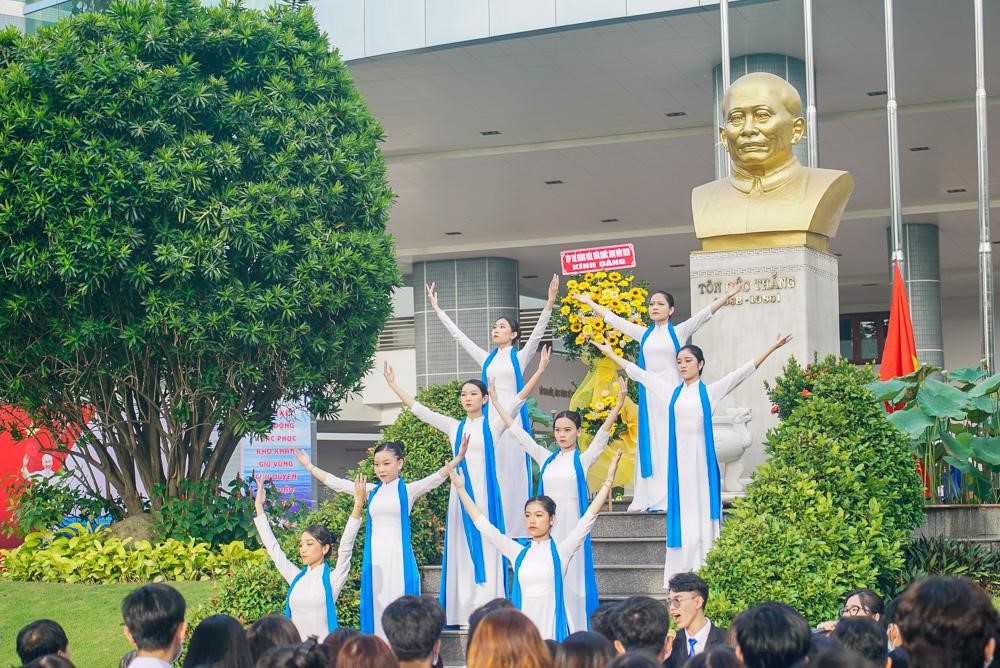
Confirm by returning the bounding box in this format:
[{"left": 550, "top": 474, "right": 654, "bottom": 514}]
[
  {"left": 381, "top": 595, "right": 445, "bottom": 663},
  {"left": 335, "top": 635, "right": 398, "bottom": 668},
  {"left": 733, "top": 602, "right": 811, "bottom": 668},
  {"left": 686, "top": 645, "right": 743, "bottom": 668},
  {"left": 811, "top": 647, "right": 879, "bottom": 668},
  {"left": 589, "top": 602, "right": 620, "bottom": 644},
  {"left": 545, "top": 639, "right": 560, "bottom": 659},
  {"left": 896, "top": 576, "right": 998, "bottom": 668},
  {"left": 255, "top": 639, "right": 328, "bottom": 668},
  {"left": 466, "top": 609, "right": 552, "bottom": 668},
  {"left": 16, "top": 620, "right": 68, "bottom": 664},
  {"left": 181, "top": 614, "right": 252, "bottom": 668},
  {"left": 247, "top": 615, "right": 301, "bottom": 664},
  {"left": 21, "top": 656, "right": 76, "bottom": 668},
  {"left": 605, "top": 652, "right": 662, "bottom": 668},
  {"left": 612, "top": 596, "right": 668, "bottom": 656},
  {"left": 121, "top": 583, "right": 187, "bottom": 653},
  {"left": 834, "top": 616, "right": 887, "bottom": 664},
  {"left": 553, "top": 631, "right": 614, "bottom": 668},
  {"left": 322, "top": 627, "right": 360, "bottom": 666},
  {"left": 466, "top": 598, "right": 516, "bottom": 659},
  {"left": 808, "top": 632, "right": 838, "bottom": 660}
]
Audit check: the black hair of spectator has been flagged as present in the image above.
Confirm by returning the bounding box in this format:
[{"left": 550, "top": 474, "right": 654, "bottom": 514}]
[
  {"left": 834, "top": 616, "right": 888, "bottom": 664},
  {"left": 16, "top": 620, "right": 68, "bottom": 664},
  {"left": 255, "top": 639, "right": 327, "bottom": 668},
  {"left": 843, "top": 588, "right": 884, "bottom": 619},
  {"left": 606, "top": 652, "right": 663, "bottom": 668},
  {"left": 247, "top": 615, "right": 301, "bottom": 664},
  {"left": 687, "top": 645, "right": 743, "bottom": 668},
  {"left": 882, "top": 595, "right": 902, "bottom": 625},
  {"left": 732, "top": 602, "right": 811, "bottom": 668},
  {"left": 466, "top": 597, "right": 516, "bottom": 658},
  {"left": 545, "top": 638, "right": 560, "bottom": 658},
  {"left": 22, "top": 656, "right": 75, "bottom": 668},
  {"left": 589, "top": 602, "right": 620, "bottom": 644},
  {"left": 613, "top": 596, "right": 669, "bottom": 657},
  {"left": 553, "top": 630, "right": 614, "bottom": 668},
  {"left": 181, "top": 614, "right": 253, "bottom": 668},
  {"left": 666, "top": 572, "right": 710, "bottom": 607},
  {"left": 808, "top": 631, "right": 838, "bottom": 660},
  {"left": 121, "top": 583, "right": 187, "bottom": 652},
  {"left": 382, "top": 595, "right": 446, "bottom": 662},
  {"left": 322, "top": 627, "right": 360, "bottom": 664},
  {"left": 811, "top": 647, "right": 879, "bottom": 668}
]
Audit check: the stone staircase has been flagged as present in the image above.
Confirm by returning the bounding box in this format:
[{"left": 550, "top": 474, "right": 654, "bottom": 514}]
[{"left": 421, "top": 509, "right": 669, "bottom": 665}]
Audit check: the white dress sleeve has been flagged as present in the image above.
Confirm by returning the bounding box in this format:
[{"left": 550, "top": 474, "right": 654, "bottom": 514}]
[
  {"left": 322, "top": 472, "right": 375, "bottom": 495},
  {"left": 581, "top": 428, "right": 611, "bottom": 471},
  {"left": 254, "top": 514, "right": 302, "bottom": 584},
  {"left": 473, "top": 514, "right": 525, "bottom": 562},
  {"left": 601, "top": 310, "right": 648, "bottom": 341},
  {"left": 625, "top": 361, "right": 676, "bottom": 405},
  {"left": 329, "top": 515, "right": 361, "bottom": 597},
  {"left": 435, "top": 309, "right": 488, "bottom": 365},
  {"left": 557, "top": 510, "right": 599, "bottom": 566},
  {"left": 707, "top": 360, "right": 757, "bottom": 406},
  {"left": 517, "top": 307, "right": 552, "bottom": 366},
  {"left": 509, "top": 426, "right": 553, "bottom": 466},
  {"left": 673, "top": 306, "right": 714, "bottom": 342},
  {"left": 406, "top": 471, "right": 448, "bottom": 502},
  {"left": 411, "top": 401, "right": 460, "bottom": 437}
]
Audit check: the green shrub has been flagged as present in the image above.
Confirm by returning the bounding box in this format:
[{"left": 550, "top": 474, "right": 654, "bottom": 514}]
[
  {"left": 1, "top": 524, "right": 265, "bottom": 583},
  {"left": 2, "top": 472, "right": 125, "bottom": 537},
  {"left": 700, "top": 356, "right": 925, "bottom": 625},
  {"left": 896, "top": 537, "right": 1000, "bottom": 597}
]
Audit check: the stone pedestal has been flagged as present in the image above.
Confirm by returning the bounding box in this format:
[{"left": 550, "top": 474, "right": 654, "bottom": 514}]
[{"left": 689, "top": 247, "right": 840, "bottom": 474}]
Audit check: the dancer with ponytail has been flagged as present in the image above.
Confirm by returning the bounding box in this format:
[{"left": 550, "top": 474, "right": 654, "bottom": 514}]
[
  {"left": 384, "top": 349, "right": 550, "bottom": 627},
  {"left": 489, "top": 379, "right": 627, "bottom": 633},
  {"left": 574, "top": 283, "right": 742, "bottom": 512},
  {"left": 447, "top": 451, "right": 623, "bottom": 640},
  {"left": 592, "top": 335, "right": 791, "bottom": 583},
  {"left": 294, "top": 440, "right": 468, "bottom": 638},
  {"left": 426, "top": 274, "right": 559, "bottom": 536},
  {"left": 253, "top": 473, "right": 366, "bottom": 641}
]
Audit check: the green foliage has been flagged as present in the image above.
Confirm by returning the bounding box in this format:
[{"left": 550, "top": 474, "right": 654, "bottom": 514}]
[
  {"left": 152, "top": 477, "right": 252, "bottom": 547},
  {"left": 2, "top": 472, "right": 124, "bottom": 537},
  {"left": 1, "top": 524, "right": 265, "bottom": 583},
  {"left": 702, "top": 356, "right": 924, "bottom": 626},
  {"left": 189, "top": 558, "right": 287, "bottom": 632},
  {"left": 896, "top": 537, "right": 1000, "bottom": 597},
  {"left": 867, "top": 365, "right": 1000, "bottom": 503},
  {"left": 0, "top": 0, "right": 399, "bottom": 514}
]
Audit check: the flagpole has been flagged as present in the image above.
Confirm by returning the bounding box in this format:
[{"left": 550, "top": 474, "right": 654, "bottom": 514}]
[
  {"left": 884, "top": 0, "right": 904, "bottom": 267},
  {"left": 718, "top": 0, "right": 732, "bottom": 178},
  {"left": 974, "top": 0, "right": 995, "bottom": 374},
  {"left": 803, "top": 0, "right": 818, "bottom": 167}
]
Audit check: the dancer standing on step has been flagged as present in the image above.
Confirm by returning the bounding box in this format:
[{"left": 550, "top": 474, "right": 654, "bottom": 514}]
[
  {"left": 294, "top": 439, "right": 468, "bottom": 639},
  {"left": 427, "top": 274, "right": 559, "bottom": 536},
  {"left": 253, "top": 472, "right": 366, "bottom": 642},
  {"left": 447, "top": 451, "right": 623, "bottom": 641},
  {"left": 574, "top": 282, "right": 742, "bottom": 512},
  {"left": 489, "top": 378, "right": 627, "bottom": 634},
  {"left": 383, "top": 350, "right": 549, "bottom": 628},
  {"left": 591, "top": 335, "right": 792, "bottom": 584}
]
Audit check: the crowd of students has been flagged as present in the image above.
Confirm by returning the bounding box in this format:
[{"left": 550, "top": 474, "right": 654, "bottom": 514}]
[{"left": 14, "top": 572, "right": 997, "bottom": 667}]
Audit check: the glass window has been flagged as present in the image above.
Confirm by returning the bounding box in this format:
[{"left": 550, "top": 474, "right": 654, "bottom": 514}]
[{"left": 840, "top": 312, "right": 890, "bottom": 365}]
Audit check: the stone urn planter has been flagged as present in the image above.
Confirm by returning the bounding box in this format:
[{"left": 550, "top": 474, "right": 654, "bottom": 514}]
[{"left": 713, "top": 407, "right": 753, "bottom": 493}]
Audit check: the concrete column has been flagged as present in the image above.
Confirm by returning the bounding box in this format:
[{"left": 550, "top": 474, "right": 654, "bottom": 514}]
[
  {"left": 713, "top": 53, "right": 809, "bottom": 179},
  {"left": 413, "top": 258, "right": 519, "bottom": 387},
  {"left": 887, "top": 224, "right": 944, "bottom": 367}
]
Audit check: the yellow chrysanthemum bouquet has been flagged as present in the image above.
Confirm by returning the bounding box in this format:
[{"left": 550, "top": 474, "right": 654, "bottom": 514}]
[{"left": 552, "top": 270, "right": 649, "bottom": 360}]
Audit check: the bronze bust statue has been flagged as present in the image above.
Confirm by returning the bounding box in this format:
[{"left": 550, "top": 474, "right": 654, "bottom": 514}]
[{"left": 691, "top": 72, "right": 854, "bottom": 252}]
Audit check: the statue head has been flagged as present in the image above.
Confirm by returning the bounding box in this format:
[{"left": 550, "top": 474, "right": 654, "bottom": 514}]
[{"left": 720, "top": 72, "right": 805, "bottom": 174}]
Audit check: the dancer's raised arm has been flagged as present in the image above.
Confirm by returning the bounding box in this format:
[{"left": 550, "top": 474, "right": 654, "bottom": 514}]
[
  {"left": 574, "top": 292, "right": 647, "bottom": 341},
  {"left": 383, "top": 361, "right": 415, "bottom": 409},
  {"left": 708, "top": 279, "right": 745, "bottom": 314},
  {"left": 447, "top": 464, "right": 484, "bottom": 523},
  {"left": 518, "top": 275, "right": 560, "bottom": 364},
  {"left": 518, "top": 345, "right": 551, "bottom": 400},
  {"left": 426, "top": 282, "right": 488, "bottom": 364},
  {"left": 754, "top": 333, "right": 793, "bottom": 368},
  {"left": 489, "top": 383, "right": 550, "bottom": 465},
  {"left": 592, "top": 340, "right": 673, "bottom": 404},
  {"left": 601, "top": 378, "right": 627, "bottom": 433},
  {"left": 586, "top": 450, "right": 622, "bottom": 516}
]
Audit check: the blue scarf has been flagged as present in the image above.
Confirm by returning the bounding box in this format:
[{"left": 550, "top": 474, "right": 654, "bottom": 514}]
[
  {"left": 483, "top": 347, "right": 534, "bottom": 483},
  {"left": 439, "top": 417, "right": 506, "bottom": 607},
  {"left": 285, "top": 561, "right": 337, "bottom": 634},
  {"left": 512, "top": 538, "right": 569, "bottom": 641},
  {"left": 666, "top": 381, "right": 721, "bottom": 549},
  {"left": 636, "top": 322, "right": 680, "bottom": 478},
  {"left": 537, "top": 449, "right": 599, "bottom": 624},
  {"left": 360, "top": 479, "right": 420, "bottom": 634}
]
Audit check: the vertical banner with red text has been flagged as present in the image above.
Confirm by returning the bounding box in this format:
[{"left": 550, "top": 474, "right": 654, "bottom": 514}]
[{"left": 240, "top": 404, "right": 314, "bottom": 507}]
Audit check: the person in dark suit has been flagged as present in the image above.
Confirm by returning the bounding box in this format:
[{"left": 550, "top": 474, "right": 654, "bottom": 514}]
[{"left": 664, "top": 573, "right": 728, "bottom": 666}]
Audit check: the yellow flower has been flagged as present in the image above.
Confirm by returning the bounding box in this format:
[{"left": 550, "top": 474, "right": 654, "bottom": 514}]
[
  {"left": 630, "top": 288, "right": 643, "bottom": 298},
  {"left": 619, "top": 280, "right": 630, "bottom": 288},
  {"left": 601, "top": 288, "right": 617, "bottom": 300},
  {"left": 567, "top": 279, "right": 578, "bottom": 289},
  {"left": 614, "top": 347, "right": 624, "bottom": 356},
  {"left": 593, "top": 333, "right": 606, "bottom": 344},
  {"left": 631, "top": 299, "right": 644, "bottom": 308},
  {"left": 586, "top": 412, "right": 596, "bottom": 420},
  {"left": 593, "top": 401, "right": 606, "bottom": 411},
  {"left": 570, "top": 322, "right": 582, "bottom": 332},
  {"left": 595, "top": 271, "right": 607, "bottom": 279},
  {"left": 582, "top": 325, "right": 593, "bottom": 336},
  {"left": 600, "top": 389, "right": 610, "bottom": 397},
  {"left": 622, "top": 335, "right": 633, "bottom": 343},
  {"left": 584, "top": 272, "right": 595, "bottom": 281},
  {"left": 575, "top": 335, "right": 586, "bottom": 345},
  {"left": 609, "top": 272, "right": 622, "bottom": 282},
  {"left": 606, "top": 332, "right": 619, "bottom": 344},
  {"left": 568, "top": 313, "right": 579, "bottom": 324},
  {"left": 560, "top": 305, "right": 570, "bottom": 315},
  {"left": 577, "top": 282, "right": 591, "bottom": 292}
]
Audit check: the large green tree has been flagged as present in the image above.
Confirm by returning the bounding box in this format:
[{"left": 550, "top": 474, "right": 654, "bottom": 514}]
[{"left": 0, "top": 0, "right": 398, "bottom": 514}]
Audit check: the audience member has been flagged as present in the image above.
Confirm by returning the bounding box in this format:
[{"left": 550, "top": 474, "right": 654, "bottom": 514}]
[
  {"left": 119, "top": 650, "right": 138, "bottom": 668},
  {"left": 553, "top": 631, "right": 614, "bottom": 668},
  {"left": 732, "top": 602, "right": 810, "bottom": 668},
  {"left": 606, "top": 653, "right": 662, "bottom": 668},
  {"left": 589, "top": 602, "right": 620, "bottom": 645},
  {"left": 466, "top": 598, "right": 517, "bottom": 661},
  {"left": 16, "top": 620, "right": 69, "bottom": 665},
  {"left": 665, "top": 573, "right": 728, "bottom": 666},
  {"left": 686, "top": 645, "right": 743, "bottom": 668},
  {"left": 382, "top": 596, "right": 446, "bottom": 668},
  {"left": 22, "top": 656, "right": 75, "bottom": 668},
  {"left": 181, "top": 614, "right": 253, "bottom": 668},
  {"left": 121, "top": 583, "right": 187, "bottom": 668},
  {"left": 834, "top": 617, "right": 887, "bottom": 666},
  {"left": 612, "top": 596, "right": 670, "bottom": 661},
  {"left": 465, "top": 609, "right": 552, "bottom": 668},
  {"left": 322, "top": 628, "right": 360, "bottom": 667},
  {"left": 818, "top": 589, "right": 885, "bottom": 633},
  {"left": 255, "top": 639, "right": 328, "bottom": 668},
  {"left": 895, "top": 576, "right": 997, "bottom": 668},
  {"left": 811, "top": 647, "right": 879, "bottom": 668},
  {"left": 886, "top": 647, "right": 909, "bottom": 668},
  {"left": 248, "top": 615, "right": 301, "bottom": 664},
  {"left": 334, "top": 635, "right": 399, "bottom": 668}
]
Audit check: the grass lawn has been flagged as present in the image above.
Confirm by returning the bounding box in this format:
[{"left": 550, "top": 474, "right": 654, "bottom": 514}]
[{"left": 0, "top": 580, "right": 215, "bottom": 667}]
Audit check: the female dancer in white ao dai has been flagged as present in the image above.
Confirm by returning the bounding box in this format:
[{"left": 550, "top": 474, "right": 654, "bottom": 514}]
[
  {"left": 383, "top": 353, "right": 548, "bottom": 627},
  {"left": 489, "top": 379, "right": 626, "bottom": 634},
  {"left": 575, "top": 282, "right": 742, "bottom": 512},
  {"left": 427, "top": 274, "right": 559, "bottom": 536},
  {"left": 253, "top": 472, "right": 366, "bottom": 641},
  {"left": 448, "top": 451, "right": 623, "bottom": 640},
  {"left": 593, "top": 334, "right": 791, "bottom": 585},
  {"left": 295, "top": 440, "right": 467, "bottom": 639}
]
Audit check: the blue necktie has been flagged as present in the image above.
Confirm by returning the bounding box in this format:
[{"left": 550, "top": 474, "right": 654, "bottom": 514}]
[{"left": 688, "top": 637, "right": 697, "bottom": 658}]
